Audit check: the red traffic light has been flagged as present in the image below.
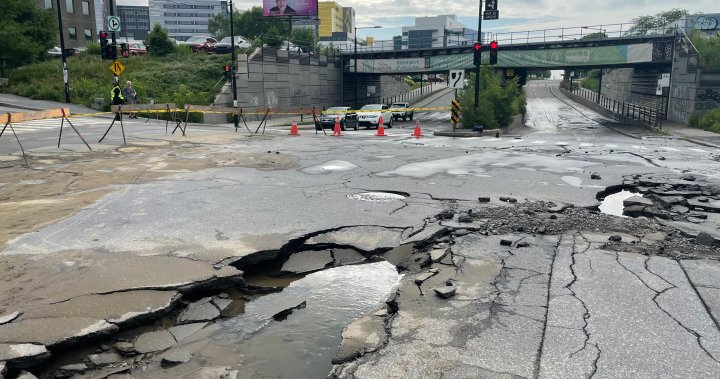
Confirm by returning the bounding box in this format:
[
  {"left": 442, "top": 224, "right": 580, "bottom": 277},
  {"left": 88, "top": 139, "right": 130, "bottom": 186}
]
[
  {"left": 473, "top": 42, "right": 482, "bottom": 51},
  {"left": 490, "top": 41, "right": 499, "bottom": 50},
  {"left": 100, "top": 31, "right": 108, "bottom": 39}
]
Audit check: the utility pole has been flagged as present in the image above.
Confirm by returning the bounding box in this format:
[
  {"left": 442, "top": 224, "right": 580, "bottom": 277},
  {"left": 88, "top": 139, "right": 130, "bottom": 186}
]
[
  {"left": 474, "top": 0, "right": 483, "bottom": 108},
  {"left": 229, "top": 0, "right": 238, "bottom": 129},
  {"left": 55, "top": 0, "right": 71, "bottom": 103}
]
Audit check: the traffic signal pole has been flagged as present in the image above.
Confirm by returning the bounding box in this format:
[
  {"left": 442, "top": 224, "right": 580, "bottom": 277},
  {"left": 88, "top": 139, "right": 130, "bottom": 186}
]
[
  {"left": 108, "top": 0, "right": 116, "bottom": 46},
  {"left": 229, "top": 0, "right": 239, "bottom": 129},
  {"left": 475, "top": 0, "right": 483, "bottom": 108},
  {"left": 55, "top": 0, "right": 71, "bottom": 103}
]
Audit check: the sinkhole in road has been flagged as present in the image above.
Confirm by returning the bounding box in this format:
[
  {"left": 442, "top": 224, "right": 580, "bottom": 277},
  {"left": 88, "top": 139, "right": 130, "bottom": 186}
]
[
  {"left": 599, "top": 190, "right": 639, "bottom": 217},
  {"left": 138, "top": 262, "right": 401, "bottom": 379},
  {"left": 347, "top": 191, "right": 409, "bottom": 202}
]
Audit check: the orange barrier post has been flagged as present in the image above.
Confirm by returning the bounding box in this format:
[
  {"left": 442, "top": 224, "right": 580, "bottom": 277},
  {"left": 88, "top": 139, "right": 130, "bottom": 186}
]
[
  {"left": 333, "top": 116, "right": 342, "bottom": 136},
  {"left": 289, "top": 122, "right": 299, "bottom": 136},
  {"left": 376, "top": 116, "right": 386, "bottom": 136},
  {"left": 412, "top": 119, "right": 423, "bottom": 138}
]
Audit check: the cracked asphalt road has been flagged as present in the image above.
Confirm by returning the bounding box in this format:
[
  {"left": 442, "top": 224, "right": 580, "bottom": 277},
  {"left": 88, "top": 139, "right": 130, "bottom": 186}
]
[{"left": 2, "top": 82, "right": 720, "bottom": 378}]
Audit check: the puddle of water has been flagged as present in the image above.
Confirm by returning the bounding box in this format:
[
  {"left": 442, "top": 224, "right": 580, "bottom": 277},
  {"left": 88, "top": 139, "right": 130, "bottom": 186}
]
[
  {"left": 348, "top": 192, "right": 407, "bottom": 202},
  {"left": 139, "top": 262, "right": 401, "bottom": 379},
  {"left": 302, "top": 160, "right": 359, "bottom": 174},
  {"left": 599, "top": 190, "right": 638, "bottom": 217}
]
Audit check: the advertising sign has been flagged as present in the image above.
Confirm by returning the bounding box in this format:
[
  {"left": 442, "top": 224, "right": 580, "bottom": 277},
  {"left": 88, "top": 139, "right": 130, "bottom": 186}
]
[{"left": 263, "top": 0, "right": 318, "bottom": 17}]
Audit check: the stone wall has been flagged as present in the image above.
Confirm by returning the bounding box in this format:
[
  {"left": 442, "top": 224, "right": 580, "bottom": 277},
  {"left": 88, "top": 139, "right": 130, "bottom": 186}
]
[{"left": 668, "top": 42, "right": 720, "bottom": 124}]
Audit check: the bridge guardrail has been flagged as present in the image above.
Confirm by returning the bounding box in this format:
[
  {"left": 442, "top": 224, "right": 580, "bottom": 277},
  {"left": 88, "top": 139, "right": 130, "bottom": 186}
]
[{"left": 570, "top": 87, "right": 661, "bottom": 129}]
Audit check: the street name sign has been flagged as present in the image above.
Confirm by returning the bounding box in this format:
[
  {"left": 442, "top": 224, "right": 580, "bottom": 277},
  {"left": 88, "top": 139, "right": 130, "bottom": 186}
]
[
  {"left": 484, "top": 10, "right": 499, "bottom": 20},
  {"left": 108, "top": 16, "right": 121, "bottom": 32},
  {"left": 109, "top": 60, "right": 125, "bottom": 76}
]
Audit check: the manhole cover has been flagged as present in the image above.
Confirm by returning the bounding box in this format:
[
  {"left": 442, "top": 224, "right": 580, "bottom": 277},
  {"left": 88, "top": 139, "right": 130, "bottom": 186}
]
[{"left": 348, "top": 192, "right": 408, "bottom": 202}]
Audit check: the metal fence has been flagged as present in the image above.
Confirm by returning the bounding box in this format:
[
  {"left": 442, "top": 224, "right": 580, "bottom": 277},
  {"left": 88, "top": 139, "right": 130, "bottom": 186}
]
[{"left": 570, "top": 87, "right": 661, "bottom": 128}]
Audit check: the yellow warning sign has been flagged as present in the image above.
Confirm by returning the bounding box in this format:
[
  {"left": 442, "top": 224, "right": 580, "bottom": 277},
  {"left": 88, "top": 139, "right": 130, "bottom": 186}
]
[{"left": 109, "top": 60, "right": 125, "bottom": 76}]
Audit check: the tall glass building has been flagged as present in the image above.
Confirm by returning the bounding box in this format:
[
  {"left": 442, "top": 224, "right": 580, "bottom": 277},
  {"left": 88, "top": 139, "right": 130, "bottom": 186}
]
[{"left": 148, "top": 0, "right": 225, "bottom": 41}]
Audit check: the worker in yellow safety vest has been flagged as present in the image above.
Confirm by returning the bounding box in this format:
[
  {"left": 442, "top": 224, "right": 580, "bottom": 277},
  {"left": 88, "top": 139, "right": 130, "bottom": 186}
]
[{"left": 111, "top": 80, "right": 125, "bottom": 105}]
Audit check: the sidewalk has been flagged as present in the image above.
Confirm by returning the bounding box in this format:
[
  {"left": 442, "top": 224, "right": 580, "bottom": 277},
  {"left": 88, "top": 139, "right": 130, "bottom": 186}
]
[
  {"left": 661, "top": 121, "right": 720, "bottom": 148},
  {"left": 0, "top": 93, "right": 96, "bottom": 115}
]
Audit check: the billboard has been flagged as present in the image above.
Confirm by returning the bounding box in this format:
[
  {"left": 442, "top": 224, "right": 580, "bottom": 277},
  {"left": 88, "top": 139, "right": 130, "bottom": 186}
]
[{"left": 263, "top": 0, "right": 318, "bottom": 17}]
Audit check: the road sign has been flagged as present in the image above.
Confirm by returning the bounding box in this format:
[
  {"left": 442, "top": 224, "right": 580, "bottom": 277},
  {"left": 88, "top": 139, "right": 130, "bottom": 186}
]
[
  {"left": 449, "top": 70, "right": 465, "bottom": 89},
  {"left": 108, "top": 16, "right": 121, "bottom": 32},
  {"left": 451, "top": 100, "right": 461, "bottom": 124},
  {"left": 484, "top": 10, "right": 499, "bottom": 20},
  {"left": 109, "top": 60, "right": 125, "bottom": 76},
  {"left": 485, "top": 0, "right": 498, "bottom": 11}
]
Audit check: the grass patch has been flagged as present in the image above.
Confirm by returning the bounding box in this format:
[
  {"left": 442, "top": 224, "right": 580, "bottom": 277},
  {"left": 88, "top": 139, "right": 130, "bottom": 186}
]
[{"left": 3, "top": 52, "right": 228, "bottom": 110}]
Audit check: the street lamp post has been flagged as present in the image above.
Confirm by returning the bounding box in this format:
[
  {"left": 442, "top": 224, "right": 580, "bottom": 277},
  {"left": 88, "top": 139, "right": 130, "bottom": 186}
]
[
  {"left": 229, "top": 0, "right": 239, "bottom": 129},
  {"left": 354, "top": 26, "right": 381, "bottom": 110},
  {"left": 55, "top": 0, "right": 71, "bottom": 103},
  {"left": 475, "top": 0, "right": 484, "bottom": 109}
]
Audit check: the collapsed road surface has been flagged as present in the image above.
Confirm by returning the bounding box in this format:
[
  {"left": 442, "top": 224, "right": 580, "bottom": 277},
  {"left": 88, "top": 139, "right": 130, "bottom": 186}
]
[{"left": 1, "top": 82, "right": 720, "bottom": 378}]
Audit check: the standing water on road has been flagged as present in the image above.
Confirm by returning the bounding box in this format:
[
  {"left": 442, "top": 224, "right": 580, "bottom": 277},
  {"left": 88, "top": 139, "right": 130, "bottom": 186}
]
[
  {"left": 137, "top": 262, "right": 401, "bottom": 379},
  {"left": 599, "top": 190, "right": 637, "bottom": 217}
]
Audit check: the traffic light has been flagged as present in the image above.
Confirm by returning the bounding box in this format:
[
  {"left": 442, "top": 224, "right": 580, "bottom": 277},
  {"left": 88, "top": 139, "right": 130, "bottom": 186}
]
[
  {"left": 99, "top": 31, "right": 111, "bottom": 59},
  {"left": 224, "top": 65, "right": 232, "bottom": 79},
  {"left": 473, "top": 42, "right": 482, "bottom": 66},
  {"left": 489, "top": 41, "right": 499, "bottom": 65},
  {"left": 120, "top": 43, "right": 129, "bottom": 58}
]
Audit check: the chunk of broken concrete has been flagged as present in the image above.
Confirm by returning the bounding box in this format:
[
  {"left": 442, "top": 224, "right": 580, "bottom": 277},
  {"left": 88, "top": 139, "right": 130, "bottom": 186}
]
[
  {"left": 54, "top": 363, "right": 88, "bottom": 378},
  {"left": 88, "top": 352, "right": 123, "bottom": 368},
  {"left": 695, "top": 232, "right": 719, "bottom": 247},
  {"left": 161, "top": 350, "right": 192, "bottom": 366},
  {"left": 373, "top": 308, "right": 388, "bottom": 317},
  {"left": 0, "top": 312, "right": 22, "bottom": 325},
  {"left": 591, "top": 174, "right": 601, "bottom": 180},
  {"left": 500, "top": 239, "right": 512, "bottom": 246},
  {"left": 0, "top": 318, "right": 118, "bottom": 349},
  {"left": 430, "top": 249, "right": 447, "bottom": 262},
  {"left": 134, "top": 330, "right": 176, "bottom": 354},
  {"left": 500, "top": 197, "right": 518, "bottom": 203},
  {"left": 433, "top": 286, "right": 457, "bottom": 299},
  {"left": 623, "top": 196, "right": 652, "bottom": 207},
  {"left": 272, "top": 301, "right": 307, "bottom": 321},
  {"left": 168, "top": 323, "right": 207, "bottom": 343},
  {"left": 17, "top": 371, "right": 38, "bottom": 379},
  {"left": 609, "top": 235, "right": 622, "bottom": 242},
  {"left": 457, "top": 215, "right": 474, "bottom": 223},
  {"left": 0, "top": 344, "right": 50, "bottom": 369},
  {"left": 438, "top": 211, "right": 454, "bottom": 220},
  {"left": 211, "top": 297, "right": 233, "bottom": 314},
  {"left": 177, "top": 301, "right": 220, "bottom": 325},
  {"left": 477, "top": 197, "right": 491, "bottom": 203},
  {"left": 332, "top": 249, "right": 366, "bottom": 266},
  {"left": 332, "top": 315, "right": 387, "bottom": 364},
  {"left": 414, "top": 272, "right": 437, "bottom": 285},
  {"left": 112, "top": 342, "right": 136, "bottom": 357},
  {"left": 281, "top": 250, "right": 334, "bottom": 275}
]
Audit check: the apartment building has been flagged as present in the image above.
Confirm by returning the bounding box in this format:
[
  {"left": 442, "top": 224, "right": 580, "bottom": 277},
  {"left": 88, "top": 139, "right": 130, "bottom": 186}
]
[{"left": 37, "top": 0, "right": 97, "bottom": 48}]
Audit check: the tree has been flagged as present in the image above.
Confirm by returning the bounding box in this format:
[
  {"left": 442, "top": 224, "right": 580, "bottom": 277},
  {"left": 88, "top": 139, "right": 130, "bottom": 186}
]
[
  {"left": 627, "top": 8, "right": 689, "bottom": 36},
  {"left": 290, "top": 28, "right": 317, "bottom": 52},
  {"left": 209, "top": 6, "right": 289, "bottom": 42},
  {"left": 209, "top": 13, "right": 230, "bottom": 39},
  {"left": 146, "top": 24, "right": 174, "bottom": 57},
  {"left": 0, "top": 0, "right": 56, "bottom": 75},
  {"left": 459, "top": 67, "right": 524, "bottom": 129},
  {"left": 581, "top": 32, "right": 607, "bottom": 40}
]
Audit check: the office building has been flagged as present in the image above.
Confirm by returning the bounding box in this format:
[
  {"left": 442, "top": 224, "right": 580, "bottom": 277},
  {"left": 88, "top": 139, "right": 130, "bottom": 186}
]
[
  {"left": 317, "top": 1, "right": 355, "bottom": 49},
  {"left": 117, "top": 5, "right": 150, "bottom": 40},
  {"left": 37, "top": 0, "right": 97, "bottom": 48},
  {"left": 396, "top": 15, "right": 475, "bottom": 50},
  {"left": 148, "top": 0, "right": 225, "bottom": 41}
]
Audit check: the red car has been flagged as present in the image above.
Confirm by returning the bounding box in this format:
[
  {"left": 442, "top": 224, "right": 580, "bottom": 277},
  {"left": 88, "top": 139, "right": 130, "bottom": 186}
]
[
  {"left": 128, "top": 42, "right": 147, "bottom": 56},
  {"left": 183, "top": 36, "right": 217, "bottom": 53}
]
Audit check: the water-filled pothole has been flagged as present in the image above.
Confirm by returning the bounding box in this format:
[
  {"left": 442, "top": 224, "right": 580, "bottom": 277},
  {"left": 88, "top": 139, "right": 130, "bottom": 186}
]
[
  {"left": 136, "top": 262, "right": 401, "bottom": 378},
  {"left": 348, "top": 191, "right": 409, "bottom": 202},
  {"left": 599, "top": 190, "right": 639, "bottom": 217}
]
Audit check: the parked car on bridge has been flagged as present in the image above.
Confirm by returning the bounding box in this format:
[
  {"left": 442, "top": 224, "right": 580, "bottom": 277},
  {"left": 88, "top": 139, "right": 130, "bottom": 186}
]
[
  {"left": 358, "top": 104, "right": 393, "bottom": 129},
  {"left": 214, "top": 36, "right": 252, "bottom": 54},
  {"left": 182, "top": 36, "right": 217, "bottom": 53},
  {"left": 317, "top": 106, "right": 358, "bottom": 131},
  {"left": 390, "top": 102, "right": 414, "bottom": 121}
]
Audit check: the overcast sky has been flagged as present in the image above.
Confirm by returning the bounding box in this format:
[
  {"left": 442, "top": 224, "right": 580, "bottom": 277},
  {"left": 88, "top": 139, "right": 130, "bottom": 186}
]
[{"left": 118, "top": 0, "right": 717, "bottom": 40}]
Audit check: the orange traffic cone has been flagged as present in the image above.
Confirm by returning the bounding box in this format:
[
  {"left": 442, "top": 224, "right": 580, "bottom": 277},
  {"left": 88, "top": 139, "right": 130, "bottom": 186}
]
[
  {"left": 333, "top": 116, "right": 342, "bottom": 136},
  {"left": 289, "top": 122, "right": 299, "bottom": 136},
  {"left": 376, "top": 116, "right": 386, "bottom": 136},
  {"left": 412, "top": 119, "right": 423, "bottom": 138}
]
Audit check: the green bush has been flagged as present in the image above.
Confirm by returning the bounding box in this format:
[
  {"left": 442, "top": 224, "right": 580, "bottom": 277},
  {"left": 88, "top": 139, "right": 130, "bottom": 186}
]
[
  {"left": 698, "top": 109, "right": 720, "bottom": 133},
  {"left": 458, "top": 68, "right": 524, "bottom": 129},
  {"left": 146, "top": 24, "right": 175, "bottom": 57},
  {"left": 688, "top": 112, "right": 701, "bottom": 128},
  {"left": 4, "top": 53, "right": 225, "bottom": 109},
  {"left": 85, "top": 42, "right": 101, "bottom": 56}
]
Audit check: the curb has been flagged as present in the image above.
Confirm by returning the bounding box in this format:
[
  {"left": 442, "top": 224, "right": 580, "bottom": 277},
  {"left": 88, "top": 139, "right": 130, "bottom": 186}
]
[
  {"left": 677, "top": 137, "right": 720, "bottom": 149},
  {"left": 603, "top": 124, "right": 643, "bottom": 140},
  {"left": 0, "top": 102, "right": 43, "bottom": 111}
]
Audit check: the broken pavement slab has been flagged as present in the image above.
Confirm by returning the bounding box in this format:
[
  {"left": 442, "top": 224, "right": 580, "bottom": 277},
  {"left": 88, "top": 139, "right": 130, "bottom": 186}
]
[
  {"left": 280, "top": 250, "right": 334, "bottom": 274},
  {"left": 134, "top": 330, "right": 176, "bottom": 354},
  {"left": 0, "top": 344, "right": 50, "bottom": 368},
  {"left": 0, "top": 318, "right": 117, "bottom": 348},
  {"left": 177, "top": 299, "right": 220, "bottom": 325},
  {"left": 0, "top": 312, "right": 21, "bottom": 325},
  {"left": 305, "top": 226, "right": 406, "bottom": 252},
  {"left": 332, "top": 315, "right": 387, "bottom": 364}
]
